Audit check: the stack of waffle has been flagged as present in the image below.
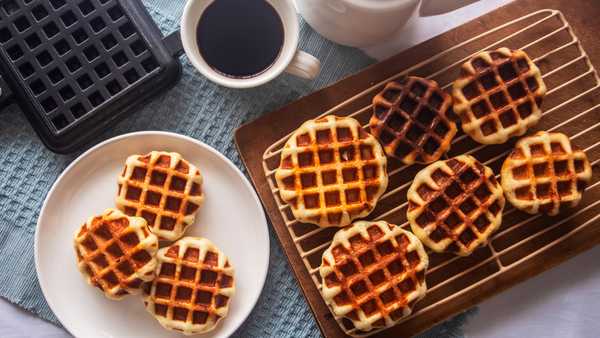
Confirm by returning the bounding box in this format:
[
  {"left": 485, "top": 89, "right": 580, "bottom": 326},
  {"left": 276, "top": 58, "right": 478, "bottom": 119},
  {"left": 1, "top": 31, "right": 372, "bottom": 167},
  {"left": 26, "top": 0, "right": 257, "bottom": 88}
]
[{"left": 73, "top": 151, "right": 236, "bottom": 335}]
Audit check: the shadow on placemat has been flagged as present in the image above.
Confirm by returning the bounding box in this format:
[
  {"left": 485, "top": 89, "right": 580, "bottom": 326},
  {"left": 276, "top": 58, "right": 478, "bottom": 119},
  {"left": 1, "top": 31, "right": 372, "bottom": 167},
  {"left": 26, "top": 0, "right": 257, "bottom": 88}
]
[{"left": 0, "top": 1, "right": 476, "bottom": 337}]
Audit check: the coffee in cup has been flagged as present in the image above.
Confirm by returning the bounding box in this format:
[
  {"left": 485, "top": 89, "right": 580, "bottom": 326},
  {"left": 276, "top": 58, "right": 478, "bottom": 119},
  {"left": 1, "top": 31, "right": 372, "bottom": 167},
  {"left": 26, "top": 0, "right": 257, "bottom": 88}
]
[
  {"left": 181, "top": 0, "right": 321, "bottom": 88},
  {"left": 197, "top": 0, "right": 284, "bottom": 78}
]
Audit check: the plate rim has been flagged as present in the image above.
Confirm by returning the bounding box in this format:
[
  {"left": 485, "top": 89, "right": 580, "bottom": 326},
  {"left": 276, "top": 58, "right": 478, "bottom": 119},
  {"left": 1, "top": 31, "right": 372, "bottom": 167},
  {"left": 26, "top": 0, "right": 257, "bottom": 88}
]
[{"left": 34, "top": 130, "right": 270, "bottom": 337}]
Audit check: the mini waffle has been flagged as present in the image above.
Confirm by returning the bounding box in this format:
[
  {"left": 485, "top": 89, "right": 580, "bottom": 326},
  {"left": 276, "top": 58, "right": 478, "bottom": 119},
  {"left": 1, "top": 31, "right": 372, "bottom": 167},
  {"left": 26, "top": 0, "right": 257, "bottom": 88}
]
[
  {"left": 73, "top": 208, "right": 158, "bottom": 300},
  {"left": 320, "top": 220, "right": 428, "bottom": 332},
  {"left": 143, "top": 237, "right": 235, "bottom": 335},
  {"left": 370, "top": 76, "right": 457, "bottom": 164},
  {"left": 275, "top": 115, "right": 388, "bottom": 227},
  {"left": 116, "top": 151, "right": 204, "bottom": 241},
  {"left": 501, "top": 131, "right": 592, "bottom": 215},
  {"left": 452, "top": 48, "right": 547, "bottom": 144},
  {"left": 407, "top": 155, "right": 505, "bottom": 256}
]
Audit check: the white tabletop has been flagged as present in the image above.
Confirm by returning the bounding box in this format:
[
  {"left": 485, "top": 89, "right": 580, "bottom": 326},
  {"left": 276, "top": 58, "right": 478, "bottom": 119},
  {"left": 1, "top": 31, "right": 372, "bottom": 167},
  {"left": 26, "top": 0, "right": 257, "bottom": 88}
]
[{"left": 3, "top": 0, "right": 599, "bottom": 337}]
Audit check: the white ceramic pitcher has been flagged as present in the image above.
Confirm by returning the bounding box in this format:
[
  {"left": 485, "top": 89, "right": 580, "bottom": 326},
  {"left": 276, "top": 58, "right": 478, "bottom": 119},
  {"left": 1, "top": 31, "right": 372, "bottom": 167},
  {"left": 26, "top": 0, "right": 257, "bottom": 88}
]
[{"left": 297, "top": 0, "right": 421, "bottom": 47}]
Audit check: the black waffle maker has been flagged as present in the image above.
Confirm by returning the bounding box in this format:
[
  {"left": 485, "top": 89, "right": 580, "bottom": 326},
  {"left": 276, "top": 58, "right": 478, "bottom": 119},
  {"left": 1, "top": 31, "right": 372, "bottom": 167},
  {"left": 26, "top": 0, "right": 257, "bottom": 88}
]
[{"left": 0, "top": 0, "right": 183, "bottom": 153}]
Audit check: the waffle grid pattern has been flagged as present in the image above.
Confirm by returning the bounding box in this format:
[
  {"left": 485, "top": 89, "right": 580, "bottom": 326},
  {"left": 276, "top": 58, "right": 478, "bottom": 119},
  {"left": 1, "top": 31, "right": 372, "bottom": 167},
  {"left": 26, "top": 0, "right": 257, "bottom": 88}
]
[
  {"left": 0, "top": 0, "right": 160, "bottom": 133},
  {"left": 73, "top": 208, "right": 158, "bottom": 299},
  {"left": 501, "top": 131, "right": 592, "bottom": 215},
  {"left": 407, "top": 155, "right": 505, "bottom": 256},
  {"left": 320, "top": 221, "right": 428, "bottom": 332},
  {"left": 452, "top": 48, "right": 547, "bottom": 144},
  {"left": 275, "top": 116, "right": 388, "bottom": 227},
  {"left": 143, "top": 237, "right": 235, "bottom": 335},
  {"left": 116, "top": 151, "right": 203, "bottom": 241},
  {"left": 370, "top": 77, "right": 457, "bottom": 164}
]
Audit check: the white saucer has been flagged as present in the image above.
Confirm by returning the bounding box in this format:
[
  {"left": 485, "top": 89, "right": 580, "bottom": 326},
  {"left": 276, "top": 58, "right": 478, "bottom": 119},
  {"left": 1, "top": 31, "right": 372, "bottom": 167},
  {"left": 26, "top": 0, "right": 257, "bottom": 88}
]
[{"left": 34, "top": 131, "right": 270, "bottom": 338}]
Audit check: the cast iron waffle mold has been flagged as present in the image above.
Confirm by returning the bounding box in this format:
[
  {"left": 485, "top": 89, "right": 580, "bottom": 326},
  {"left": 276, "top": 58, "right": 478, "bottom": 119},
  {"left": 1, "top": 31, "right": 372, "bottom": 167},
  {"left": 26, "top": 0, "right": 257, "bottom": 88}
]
[{"left": 0, "top": 0, "right": 182, "bottom": 153}]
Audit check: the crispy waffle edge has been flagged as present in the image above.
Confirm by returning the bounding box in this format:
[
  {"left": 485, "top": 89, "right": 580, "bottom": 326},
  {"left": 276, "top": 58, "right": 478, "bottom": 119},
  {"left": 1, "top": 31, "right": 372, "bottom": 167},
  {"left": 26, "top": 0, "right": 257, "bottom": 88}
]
[{"left": 319, "top": 220, "right": 429, "bottom": 332}]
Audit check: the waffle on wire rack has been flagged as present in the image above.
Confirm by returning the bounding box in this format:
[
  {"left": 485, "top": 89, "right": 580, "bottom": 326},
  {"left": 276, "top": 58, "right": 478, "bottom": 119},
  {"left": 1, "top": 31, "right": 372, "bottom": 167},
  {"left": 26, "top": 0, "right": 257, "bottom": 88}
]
[
  {"left": 452, "top": 48, "right": 547, "bottom": 144},
  {"left": 275, "top": 115, "right": 389, "bottom": 228},
  {"left": 370, "top": 76, "right": 457, "bottom": 164},
  {"left": 501, "top": 131, "right": 592, "bottom": 215},
  {"left": 407, "top": 155, "right": 505, "bottom": 256}
]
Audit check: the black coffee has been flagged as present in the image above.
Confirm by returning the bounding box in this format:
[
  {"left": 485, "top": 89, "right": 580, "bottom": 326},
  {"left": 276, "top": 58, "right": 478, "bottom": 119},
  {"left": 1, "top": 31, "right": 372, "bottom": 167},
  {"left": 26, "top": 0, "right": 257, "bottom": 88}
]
[{"left": 196, "top": 0, "right": 284, "bottom": 78}]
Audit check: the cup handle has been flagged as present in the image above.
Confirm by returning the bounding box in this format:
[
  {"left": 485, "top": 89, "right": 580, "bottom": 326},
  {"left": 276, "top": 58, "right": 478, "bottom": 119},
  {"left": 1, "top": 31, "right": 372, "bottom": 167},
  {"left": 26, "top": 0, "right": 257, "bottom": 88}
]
[{"left": 285, "top": 50, "right": 321, "bottom": 80}]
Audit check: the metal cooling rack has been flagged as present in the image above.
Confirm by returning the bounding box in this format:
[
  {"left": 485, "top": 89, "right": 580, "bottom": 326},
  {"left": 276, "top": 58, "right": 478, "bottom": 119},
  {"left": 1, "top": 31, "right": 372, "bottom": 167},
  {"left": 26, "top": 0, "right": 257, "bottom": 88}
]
[{"left": 261, "top": 9, "right": 600, "bottom": 336}]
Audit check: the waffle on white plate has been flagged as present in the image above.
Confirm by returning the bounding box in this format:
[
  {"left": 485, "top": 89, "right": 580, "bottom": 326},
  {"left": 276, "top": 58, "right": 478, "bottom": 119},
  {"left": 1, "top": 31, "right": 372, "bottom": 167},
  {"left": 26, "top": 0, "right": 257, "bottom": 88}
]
[
  {"left": 320, "top": 220, "right": 428, "bottom": 333},
  {"left": 143, "top": 237, "right": 235, "bottom": 335},
  {"left": 501, "top": 131, "right": 592, "bottom": 215},
  {"left": 275, "top": 115, "right": 388, "bottom": 227},
  {"left": 452, "top": 48, "right": 547, "bottom": 144},
  {"left": 73, "top": 208, "right": 158, "bottom": 300},
  {"left": 407, "top": 155, "right": 505, "bottom": 256},
  {"left": 116, "top": 151, "right": 204, "bottom": 241},
  {"left": 370, "top": 76, "right": 457, "bottom": 164}
]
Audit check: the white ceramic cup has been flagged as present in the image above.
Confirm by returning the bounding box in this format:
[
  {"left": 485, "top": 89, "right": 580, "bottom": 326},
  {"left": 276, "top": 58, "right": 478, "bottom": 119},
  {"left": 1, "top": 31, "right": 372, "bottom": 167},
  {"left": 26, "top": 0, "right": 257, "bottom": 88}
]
[
  {"left": 181, "top": 0, "right": 321, "bottom": 88},
  {"left": 297, "top": 0, "right": 421, "bottom": 48}
]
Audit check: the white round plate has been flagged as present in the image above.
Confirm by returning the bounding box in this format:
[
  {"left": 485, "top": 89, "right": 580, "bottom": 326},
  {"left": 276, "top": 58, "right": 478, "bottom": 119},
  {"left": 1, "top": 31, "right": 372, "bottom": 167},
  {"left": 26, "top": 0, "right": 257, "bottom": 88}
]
[{"left": 35, "top": 131, "right": 269, "bottom": 338}]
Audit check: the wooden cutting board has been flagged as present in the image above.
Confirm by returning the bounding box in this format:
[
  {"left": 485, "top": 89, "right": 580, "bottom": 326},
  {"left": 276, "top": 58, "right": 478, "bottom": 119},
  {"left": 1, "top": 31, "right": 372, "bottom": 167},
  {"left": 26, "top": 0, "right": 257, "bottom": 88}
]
[{"left": 235, "top": 0, "right": 600, "bottom": 337}]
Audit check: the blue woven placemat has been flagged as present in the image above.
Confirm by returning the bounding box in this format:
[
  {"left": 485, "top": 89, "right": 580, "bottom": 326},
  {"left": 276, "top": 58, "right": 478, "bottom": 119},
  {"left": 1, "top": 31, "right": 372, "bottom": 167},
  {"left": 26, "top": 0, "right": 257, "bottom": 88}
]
[{"left": 0, "top": 1, "right": 474, "bottom": 336}]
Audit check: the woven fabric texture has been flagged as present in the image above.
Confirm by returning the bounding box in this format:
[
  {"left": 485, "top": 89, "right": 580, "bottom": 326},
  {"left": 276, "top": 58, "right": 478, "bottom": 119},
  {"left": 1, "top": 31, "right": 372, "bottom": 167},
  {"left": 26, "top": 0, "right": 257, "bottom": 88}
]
[{"left": 0, "top": 1, "right": 472, "bottom": 336}]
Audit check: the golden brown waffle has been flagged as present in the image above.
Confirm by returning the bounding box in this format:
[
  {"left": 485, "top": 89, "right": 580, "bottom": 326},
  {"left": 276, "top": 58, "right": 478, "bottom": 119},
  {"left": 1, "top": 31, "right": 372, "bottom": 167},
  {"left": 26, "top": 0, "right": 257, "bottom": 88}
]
[
  {"left": 501, "top": 131, "right": 592, "bottom": 215},
  {"left": 320, "top": 220, "right": 428, "bottom": 332},
  {"left": 452, "top": 48, "right": 547, "bottom": 144},
  {"left": 407, "top": 155, "right": 505, "bottom": 256},
  {"left": 275, "top": 115, "right": 388, "bottom": 227},
  {"left": 73, "top": 208, "right": 158, "bottom": 300},
  {"left": 116, "top": 151, "right": 203, "bottom": 241},
  {"left": 370, "top": 76, "right": 457, "bottom": 164},
  {"left": 143, "top": 237, "right": 235, "bottom": 335}
]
